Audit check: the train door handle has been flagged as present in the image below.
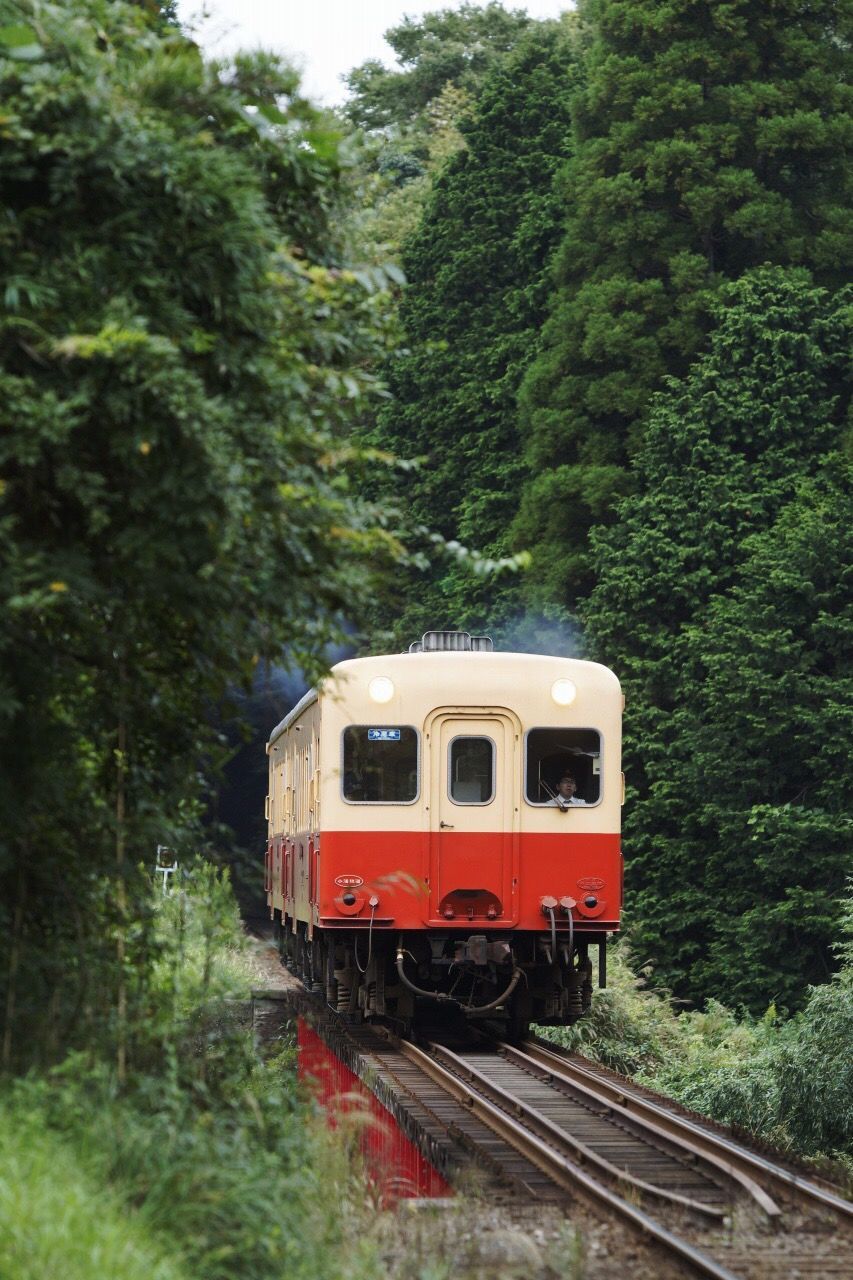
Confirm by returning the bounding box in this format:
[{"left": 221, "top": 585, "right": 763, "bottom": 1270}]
[{"left": 439, "top": 821, "right": 455, "bottom": 829}]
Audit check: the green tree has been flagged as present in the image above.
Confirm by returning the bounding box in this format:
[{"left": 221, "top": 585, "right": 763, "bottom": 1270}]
[
  {"left": 341, "top": 2, "right": 539, "bottom": 268},
  {"left": 359, "top": 19, "right": 582, "bottom": 646},
  {"left": 343, "top": 1, "right": 533, "bottom": 132},
  {"left": 584, "top": 269, "right": 852, "bottom": 1011},
  {"left": 0, "top": 0, "right": 397, "bottom": 1068},
  {"left": 515, "top": 0, "right": 852, "bottom": 605},
  {"left": 348, "top": 82, "right": 473, "bottom": 266},
  {"left": 676, "top": 470, "right": 853, "bottom": 1008}
]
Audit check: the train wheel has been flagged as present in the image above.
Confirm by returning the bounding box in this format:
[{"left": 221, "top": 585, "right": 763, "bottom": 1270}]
[
  {"left": 504, "top": 1013, "right": 530, "bottom": 1046},
  {"left": 504, "top": 989, "right": 531, "bottom": 1045},
  {"left": 325, "top": 942, "right": 338, "bottom": 1010},
  {"left": 295, "top": 927, "right": 308, "bottom": 982},
  {"left": 283, "top": 925, "right": 296, "bottom": 970},
  {"left": 308, "top": 935, "right": 325, "bottom": 994}
]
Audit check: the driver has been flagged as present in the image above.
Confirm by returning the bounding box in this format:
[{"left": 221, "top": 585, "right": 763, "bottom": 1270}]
[{"left": 547, "top": 772, "right": 586, "bottom": 806}]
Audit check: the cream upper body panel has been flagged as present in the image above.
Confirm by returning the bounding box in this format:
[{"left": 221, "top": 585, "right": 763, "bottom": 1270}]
[
  {"left": 304, "top": 652, "right": 621, "bottom": 836},
  {"left": 267, "top": 696, "right": 321, "bottom": 840}
]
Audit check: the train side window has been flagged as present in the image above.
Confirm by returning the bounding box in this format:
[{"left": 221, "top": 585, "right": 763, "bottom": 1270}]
[
  {"left": 342, "top": 726, "right": 419, "bottom": 804},
  {"left": 449, "top": 736, "right": 495, "bottom": 805},
  {"left": 525, "top": 728, "right": 602, "bottom": 806}
]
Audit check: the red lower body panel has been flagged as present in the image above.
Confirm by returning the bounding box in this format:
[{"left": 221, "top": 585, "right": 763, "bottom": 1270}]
[{"left": 291, "top": 830, "right": 622, "bottom": 933}]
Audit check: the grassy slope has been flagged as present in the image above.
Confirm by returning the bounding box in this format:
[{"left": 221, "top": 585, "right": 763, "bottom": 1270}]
[{"left": 0, "top": 1111, "right": 189, "bottom": 1280}]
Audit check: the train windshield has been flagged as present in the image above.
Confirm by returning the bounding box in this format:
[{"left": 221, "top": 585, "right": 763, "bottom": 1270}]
[
  {"left": 342, "top": 726, "right": 419, "bottom": 803},
  {"left": 525, "top": 728, "right": 601, "bottom": 805}
]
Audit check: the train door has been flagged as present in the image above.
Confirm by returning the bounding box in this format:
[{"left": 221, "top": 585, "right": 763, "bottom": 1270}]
[{"left": 426, "top": 711, "right": 519, "bottom": 926}]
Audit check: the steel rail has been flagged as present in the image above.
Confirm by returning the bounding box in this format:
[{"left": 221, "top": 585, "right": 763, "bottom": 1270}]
[
  {"left": 428, "top": 1041, "right": 725, "bottom": 1219},
  {"left": 498, "top": 1041, "right": 780, "bottom": 1218},
  {"left": 397, "top": 1039, "right": 742, "bottom": 1280},
  {"left": 520, "top": 1039, "right": 853, "bottom": 1223}
]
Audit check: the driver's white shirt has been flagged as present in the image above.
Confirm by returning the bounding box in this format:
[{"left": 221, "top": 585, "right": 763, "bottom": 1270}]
[{"left": 546, "top": 796, "right": 586, "bottom": 806}]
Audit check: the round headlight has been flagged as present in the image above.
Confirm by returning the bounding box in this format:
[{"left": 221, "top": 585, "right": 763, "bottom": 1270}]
[
  {"left": 368, "top": 676, "right": 395, "bottom": 704},
  {"left": 551, "top": 678, "right": 577, "bottom": 707}
]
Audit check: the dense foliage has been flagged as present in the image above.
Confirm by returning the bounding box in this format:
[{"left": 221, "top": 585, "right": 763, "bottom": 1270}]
[
  {"left": 584, "top": 269, "right": 852, "bottom": 1010},
  {"left": 514, "top": 0, "right": 851, "bottom": 603},
  {"left": 343, "top": 1, "right": 533, "bottom": 132},
  {"left": 343, "top": 4, "right": 540, "bottom": 269},
  {"left": 0, "top": 0, "right": 399, "bottom": 1069},
  {"left": 360, "top": 18, "right": 582, "bottom": 644},
  {"left": 1, "top": 0, "right": 850, "bottom": 1230}
]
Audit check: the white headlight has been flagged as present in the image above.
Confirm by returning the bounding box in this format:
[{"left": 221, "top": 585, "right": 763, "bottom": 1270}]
[
  {"left": 368, "top": 676, "right": 395, "bottom": 704},
  {"left": 551, "top": 678, "right": 577, "bottom": 707}
]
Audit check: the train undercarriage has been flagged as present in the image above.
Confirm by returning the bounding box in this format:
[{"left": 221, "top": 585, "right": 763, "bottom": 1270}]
[{"left": 275, "top": 916, "right": 604, "bottom": 1041}]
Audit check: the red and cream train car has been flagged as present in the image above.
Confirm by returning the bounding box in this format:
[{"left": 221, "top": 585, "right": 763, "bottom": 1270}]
[{"left": 265, "top": 631, "right": 622, "bottom": 1038}]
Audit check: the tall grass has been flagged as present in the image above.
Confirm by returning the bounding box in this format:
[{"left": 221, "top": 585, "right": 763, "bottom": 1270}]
[
  {"left": 0, "top": 1102, "right": 189, "bottom": 1280},
  {"left": 6, "top": 1054, "right": 377, "bottom": 1280}
]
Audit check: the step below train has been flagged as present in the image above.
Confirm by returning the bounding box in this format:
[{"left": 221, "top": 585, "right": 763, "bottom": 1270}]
[{"left": 265, "top": 630, "right": 623, "bottom": 1039}]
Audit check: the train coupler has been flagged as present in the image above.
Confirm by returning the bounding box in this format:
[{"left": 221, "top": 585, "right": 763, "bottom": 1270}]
[{"left": 454, "top": 936, "right": 512, "bottom": 968}]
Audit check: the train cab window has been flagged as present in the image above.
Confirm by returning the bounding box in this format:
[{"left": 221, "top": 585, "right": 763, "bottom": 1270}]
[
  {"left": 525, "top": 728, "right": 602, "bottom": 806},
  {"left": 342, "top": 726, "right": 419, "bottom": 803},
  {"left": 449, "top": 736, "right": 495, "bottom": 805}
]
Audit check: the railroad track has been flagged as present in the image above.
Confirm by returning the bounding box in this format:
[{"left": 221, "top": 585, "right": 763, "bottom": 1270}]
[
  {"left": 258, "top": 942, "right": 853, "bottom": 1278},
  {"left": 393, "top": 1034, "right": 853, "bottom": 1280},
  {"left": 520, "top": 1037, "right": 853, "bottom": 1224}
]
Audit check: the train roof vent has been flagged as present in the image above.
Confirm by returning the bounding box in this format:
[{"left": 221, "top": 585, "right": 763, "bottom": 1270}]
[{"left": 410, "top": 630, "right": 494, "bottom": 653}]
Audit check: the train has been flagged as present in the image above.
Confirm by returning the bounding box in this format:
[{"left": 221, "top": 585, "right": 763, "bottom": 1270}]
[{"left": 265, "top": 630, "right": 623, "bottom": 1040}]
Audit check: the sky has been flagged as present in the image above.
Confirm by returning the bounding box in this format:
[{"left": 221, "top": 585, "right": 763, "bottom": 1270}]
[{"left": 175, "top": 1, "right": 575, "bottom": 106}]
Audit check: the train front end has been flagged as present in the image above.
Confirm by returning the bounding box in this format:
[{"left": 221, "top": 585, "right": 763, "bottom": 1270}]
[{"left": 267, "top": 631, "right": 622, "bottom": 1039}]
